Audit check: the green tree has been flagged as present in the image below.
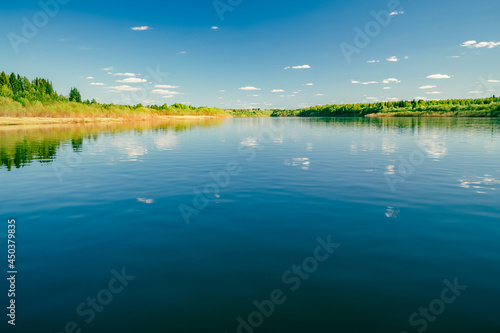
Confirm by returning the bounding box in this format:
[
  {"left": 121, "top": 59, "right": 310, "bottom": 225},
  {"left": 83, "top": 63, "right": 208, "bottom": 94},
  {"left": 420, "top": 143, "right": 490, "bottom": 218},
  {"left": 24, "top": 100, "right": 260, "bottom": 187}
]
[
  {"left": 0, "top": 71, "right": 9, "bottom": 86},
  {"left": 69, "top": 87, "right": 82, "bottom": 103}
]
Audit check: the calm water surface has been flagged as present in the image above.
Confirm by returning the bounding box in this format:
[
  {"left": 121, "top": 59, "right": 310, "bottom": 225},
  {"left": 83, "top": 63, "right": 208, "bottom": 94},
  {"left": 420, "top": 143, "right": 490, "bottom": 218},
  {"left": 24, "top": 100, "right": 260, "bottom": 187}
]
[{"left": 1, "top": 117, "right": 500, "bottom": 333}]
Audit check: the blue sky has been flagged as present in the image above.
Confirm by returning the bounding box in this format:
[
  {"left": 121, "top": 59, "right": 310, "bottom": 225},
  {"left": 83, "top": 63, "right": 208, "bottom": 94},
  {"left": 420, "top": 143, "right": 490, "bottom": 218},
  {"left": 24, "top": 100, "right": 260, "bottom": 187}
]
[{"left": 1, "top": 0, "right": 499, "bottom": 109}]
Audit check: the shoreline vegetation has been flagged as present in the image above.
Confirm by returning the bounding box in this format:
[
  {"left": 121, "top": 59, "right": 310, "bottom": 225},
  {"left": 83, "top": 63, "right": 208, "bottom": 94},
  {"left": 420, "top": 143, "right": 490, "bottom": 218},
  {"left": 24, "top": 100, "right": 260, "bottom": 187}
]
[
  {"left": 0, "top": 71, "right": 499, "bottom": 126},
  {"left": 0, "top": 71, "right": 271, "bottom": 125},
  {"left": 271, "top": 97, "right": 500, "bottom": 118}
]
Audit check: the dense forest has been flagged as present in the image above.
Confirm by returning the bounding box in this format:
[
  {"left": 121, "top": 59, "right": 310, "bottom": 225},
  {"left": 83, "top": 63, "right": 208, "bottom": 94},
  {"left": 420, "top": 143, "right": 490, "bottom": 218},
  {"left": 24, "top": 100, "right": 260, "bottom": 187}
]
[{"left": 271, "top": 97, "right": 500, "bottom": 117}]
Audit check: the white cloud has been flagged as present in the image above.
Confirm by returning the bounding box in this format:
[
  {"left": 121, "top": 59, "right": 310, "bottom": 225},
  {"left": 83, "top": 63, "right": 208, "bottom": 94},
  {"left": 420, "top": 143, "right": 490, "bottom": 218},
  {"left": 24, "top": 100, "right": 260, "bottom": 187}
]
[
  {"left": 449, "top": 56, "right": 461, "bottom": 58},
  {"left": 315, "top": 93, "right": 324, "bottom": 96},
  {"left": 361, "top": 81, "right": 379, "bottom": 85},
  {"left": 487, "top": 79, "right": 500, "bottom": 83},
  {"left": 414, "top": 97, "right": 428, "bottom": 101},
  {"left": 403, "top": 56, "right": 409, "bottom": 59},
  {"left": 383, "top": 87, "right": 392, "bottom": 90},
  {"left": 86, "top": 76, "right": 94, "bottom": 80},
  {"left": 351, "top": 80, "right": 360, "bottom": 84},
  {"left": 152, "top": 89, "right": 182, "bottom": 95},
  {"left": 419, "top": 85, "right": 437, "bottom": 89},
  {"left": 177, "top": 51, "right": 187, "bottom": 55},
  {"left": 131, "top": 26, "right": 152, "bottom": 31},
  {"left": 271, "top": 89, "right": 285, "bottom": 93},
  {"left": 469, "top": 91, "right": 483, "bottom": 94},
  {"left": 461, "top": 40, "right": 500, "bottom": 48},
  {"left": 390, "top": 11, "right": 404, "bottom": 16},
  {"left": 382, "top": 78, "right": 401, "bottom": 84},
  {"left": 211, "top": 26, "right": 219, "bottom": 30},
  {"left": 366, "top": 97, "right": 379, "bottom": 100},
  {"left": 106, "top": 85, "right": 141, "bottom": 91},
  {"left": 156, "top": 84, "right": 179, "bottom": 89},
  {"left": 114, "top": 73, "right": 137, "bottom": 77},
  {"left": 101, "top": 67, "right": 113, "bottom": 71},
  {"left": 427, "top": 74, "right": 451, "bottom": 79},
  {"left": 287, "top": 65, "right": 311, "bottom": 69},
  {"left": 387, "top": 56, "right": 399, "bottom": 62},
  {"left": 367, "top": 60, "right": 380, "bottom": 63},
  {"left": 426, "top": 91, "right": 442, "bottom": 95},
  {"left": 218, "top": 90, "right": 225, "bottom": 93},
  {"left": 117, "top": 78, "right": 147, "bottom": 83},
  {"left": 239, "top": 86, "right": 261, "bottom": 91},
  {"left": 90, "top": 83, "right": 105, "bottom": 86},
  {"left": 305, "top": 83, "right": 314, "bottom": 86}
]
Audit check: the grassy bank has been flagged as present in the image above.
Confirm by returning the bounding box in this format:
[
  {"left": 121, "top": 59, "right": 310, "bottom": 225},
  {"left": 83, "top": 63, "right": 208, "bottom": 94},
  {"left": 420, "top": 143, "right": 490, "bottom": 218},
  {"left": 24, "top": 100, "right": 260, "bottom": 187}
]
[
  {"left": 0, "top": 71, "right": 271, "bottom": 122},
  {"left": 271, "top": 97, "right": 500, "bottom": 117}
]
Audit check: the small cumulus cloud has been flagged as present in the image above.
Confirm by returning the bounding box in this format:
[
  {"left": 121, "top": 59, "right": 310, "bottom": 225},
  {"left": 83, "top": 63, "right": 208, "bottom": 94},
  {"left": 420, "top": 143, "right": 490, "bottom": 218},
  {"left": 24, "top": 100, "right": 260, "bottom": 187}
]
[
  {"left": 390, "top": 11, "right": 404, "bottom": 16},
  {"left": 114, "top": 73, "right": 137, "bottom": 77},
  {"left": 382, "top": 78, "right": 401, "bottom": 84},
  {"left": 469, "top": 91, "right": 483, "bottom": 94},
  {"left": 315, "top": 93, "right": 324, "bottom": 96},
  {"left": 131, "top": 26, "right": 152, "bottom": 31},
  {"left": 426, "top": 91, "right": 443, "bottom": 95},
  {"left": 86, "top": 76, "right": 94, "bottom": 80},
  {"left": 461, "top": 40, "right": 500, "bottom": 48},
  {"left": 361, "top": 81, "right": 379, "bottom": 85},
  {"left": 177, "top": 51, "right": 187, "bottom": 55},
  {"left": 90, "top": 83, "right": 105, "bottom": 86},
  {"left": 117, "top": 78, "right": 147, "bottom": 83},
  {"left": 427, "top": 74, "right": 451, "bottom": 79},
  {"left": 387, "top": 56, "right": 399, "bottom": 62},
  {"left": 271, "top": 89, "right": 285, "bottom": 93},
  {"left": 285, "top": 65, "right": 311, "bottom": 69},
  {"left": 101, "top": 67, "right": 113, "bottom": 71},
  {"left": 419, "top": 85, "right": 437, "bottom": 89},
  {"left": 305, "top": 83, "right": 314, "bottom": 86},
  {"left": 383, "top": 87, "right": 392, "bottom": 90},
  {"left": 487, "top": 79, "right": 500, "bottom": 83},
  {"left": 156, "top": 85, "right": 179, "bottom": 89},
  {"left": 239, "top": 86, "right": 261, "bottom": 91},
  {"left": 367, "top": 60, "right": 380, "bottom": 63},
  {"left": 152, "top": 89, "right": 182, "bottom": 95},
  {"left": 211, "top": 26, "right": 219, "bottom": 30},
  {"left": 106, "top": 85, "right": 141, "bottom": 91}
]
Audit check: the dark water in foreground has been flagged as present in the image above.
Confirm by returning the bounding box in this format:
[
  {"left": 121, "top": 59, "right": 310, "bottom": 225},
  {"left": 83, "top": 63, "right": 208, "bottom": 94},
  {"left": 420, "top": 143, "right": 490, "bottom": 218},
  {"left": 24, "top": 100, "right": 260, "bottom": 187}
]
[{"left": 1, "top": 117, "right": 500, "bottom": 333}]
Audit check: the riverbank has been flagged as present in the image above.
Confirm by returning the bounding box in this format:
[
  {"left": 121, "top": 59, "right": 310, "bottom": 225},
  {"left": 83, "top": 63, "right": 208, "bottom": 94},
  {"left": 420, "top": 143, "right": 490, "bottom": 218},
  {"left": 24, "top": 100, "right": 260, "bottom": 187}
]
[
  {"left": 271, "top": 97, "right": 500, "bottom": 118},
  {"left": 0, "top": 115, "right": 229, "bottom": 126}
]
